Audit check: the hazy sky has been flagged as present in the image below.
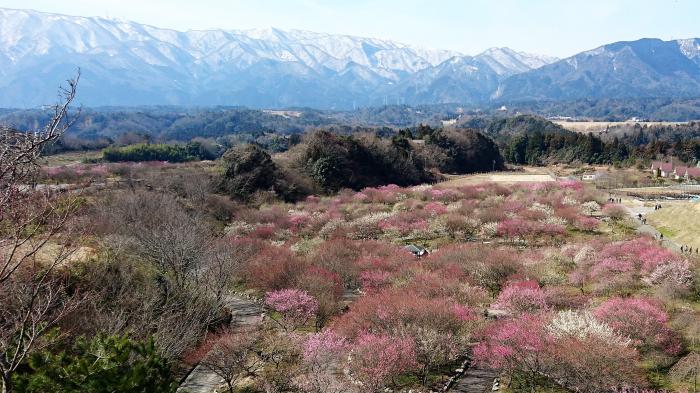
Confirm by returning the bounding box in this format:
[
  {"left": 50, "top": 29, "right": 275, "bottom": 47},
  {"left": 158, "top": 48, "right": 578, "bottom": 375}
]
[{"left": 0, "top": 0, "right": 698, "bottom": 57}]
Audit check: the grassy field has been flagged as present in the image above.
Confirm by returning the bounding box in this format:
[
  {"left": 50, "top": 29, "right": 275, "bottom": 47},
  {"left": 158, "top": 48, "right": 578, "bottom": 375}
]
[
  {"left": 1, "top": 241, "right": 95, "bottom": 268},
  {"left": 646, "top": 200, "right": 700, "bottom": 250},
  {"left": 615, "top": 187, "right": 689, "bottom": 197},
  {"left": 38, "top": 151, "right": 101, "bottom": 166}
]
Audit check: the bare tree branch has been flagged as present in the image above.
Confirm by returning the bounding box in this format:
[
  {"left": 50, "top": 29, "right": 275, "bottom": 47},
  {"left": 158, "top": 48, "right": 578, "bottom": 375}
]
[{"left": 0, "top": 71, "right": 81, "bottom": 393}]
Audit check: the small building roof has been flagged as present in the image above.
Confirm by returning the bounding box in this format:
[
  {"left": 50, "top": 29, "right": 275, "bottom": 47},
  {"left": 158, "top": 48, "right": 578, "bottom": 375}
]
[
  {"left": 404, "top": 244, "right": 427, "bottom": 256},
  {"left": 686, "top": 167, "right": 700, "bottom": 178},
  {"left": 404, "top": 244, "right": 423, "bottom": 252},
  {"left": 582, "top": 171, "right": 608, "bottom": 179},
  {"left": 675, "top": 166, "right": 689, "bottom": 174}
]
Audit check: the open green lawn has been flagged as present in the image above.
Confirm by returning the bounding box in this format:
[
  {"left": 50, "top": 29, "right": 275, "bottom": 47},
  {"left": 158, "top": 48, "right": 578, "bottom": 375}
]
[{"left": 647, "top": 200, "right": 700, "bottom": 249}]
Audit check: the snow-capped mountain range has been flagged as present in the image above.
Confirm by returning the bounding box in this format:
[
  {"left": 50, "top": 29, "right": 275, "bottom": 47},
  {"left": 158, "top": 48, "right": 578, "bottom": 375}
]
[
  {"left": 0, "top": 8, "right": 556, "bottom": 108},
  {"left": 494, "top": 37, "right": 700, "bottom": 102},
  {"left": 1, "top": 8, "right": 699, "bottom": 108}
]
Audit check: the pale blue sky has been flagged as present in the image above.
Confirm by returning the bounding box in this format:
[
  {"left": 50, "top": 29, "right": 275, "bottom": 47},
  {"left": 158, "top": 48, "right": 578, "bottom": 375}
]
[{"left": 0, "top": 0, "right": 698, "bottom": 57}]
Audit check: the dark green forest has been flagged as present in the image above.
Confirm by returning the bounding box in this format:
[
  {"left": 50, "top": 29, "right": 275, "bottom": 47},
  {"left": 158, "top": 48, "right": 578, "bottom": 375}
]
[
  {"left": 219, "top": 127, "right": 503, "bottom": 201},
  {"left": 6, "top": 105, "right": 700, "bottom": 189},
  {"left": 101, "top": 142, "right": 219, "bottom": 163}
]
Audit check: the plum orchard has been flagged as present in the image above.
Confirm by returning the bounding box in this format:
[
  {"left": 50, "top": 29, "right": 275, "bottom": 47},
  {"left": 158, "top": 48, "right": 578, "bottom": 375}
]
[
  {"left": 14, "top": 148, "right": 698, "bottom": 392},
  {"left": 213, "top": 180, "right": 695, "bottom": 392}
]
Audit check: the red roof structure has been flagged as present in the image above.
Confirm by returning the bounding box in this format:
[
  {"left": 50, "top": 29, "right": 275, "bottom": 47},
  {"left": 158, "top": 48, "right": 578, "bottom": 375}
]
[{"left": 686, "top": 167, "right": 700, "bottom": 179}]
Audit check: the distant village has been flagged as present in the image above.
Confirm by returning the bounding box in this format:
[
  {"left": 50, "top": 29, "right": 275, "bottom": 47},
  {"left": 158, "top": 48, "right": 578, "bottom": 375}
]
[
  {"left": 650, "top": 161, "right": 700, "bottom": 181},
  {"left": 579, "top": 161, "right": 700, "bottom": 184}
]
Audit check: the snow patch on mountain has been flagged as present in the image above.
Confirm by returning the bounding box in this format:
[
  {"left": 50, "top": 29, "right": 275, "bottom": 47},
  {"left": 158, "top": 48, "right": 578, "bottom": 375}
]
[
  {"left": 0, "top": 7, "right": 557, "bottom": 108},
  {"left": 678, "top": 38, "right": 700, "bottom": 60},
  {"left": 476, "top": 47, "right": 558, "bottom": 76}
]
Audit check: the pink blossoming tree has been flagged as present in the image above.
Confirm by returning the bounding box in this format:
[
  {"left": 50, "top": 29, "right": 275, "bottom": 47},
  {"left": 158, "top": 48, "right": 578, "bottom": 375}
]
[
  {"left": 265, "top": 289, "right": 319, "bottom": 331},
  {"left": 295, "top": 330, "right": 351, "bottom": 393},
  {"left": 473, "top": 313, "right": 549, "bottom": 391},
  {"left": 594, "top": 297, "right": 681, "bottom": 355},
  {"left": 492, "top": 281, "right": 548, "bottom": 314},
  {"left": 348, "top": 333, "right": 417, "bottom": 392}
]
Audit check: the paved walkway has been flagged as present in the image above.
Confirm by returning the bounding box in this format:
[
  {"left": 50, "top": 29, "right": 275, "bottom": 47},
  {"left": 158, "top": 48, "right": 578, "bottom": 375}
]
[
  {"left": 178, "top": 295, "right": 263, "bottom": 393},
  {"left": 449, "top": 363, "right": 498, "bottom": 393},
  {"left": 623, "top": 199, "right": 682, "bottom": 253}
]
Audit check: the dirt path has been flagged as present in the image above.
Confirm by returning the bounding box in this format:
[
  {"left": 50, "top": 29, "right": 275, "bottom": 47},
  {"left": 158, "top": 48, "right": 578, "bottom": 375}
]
[
  {"left": 178, "top": 295, "right": 263, "bottom": 393},
  {"left": 438, "top": 172, "right": 555, "bottom": 187}
]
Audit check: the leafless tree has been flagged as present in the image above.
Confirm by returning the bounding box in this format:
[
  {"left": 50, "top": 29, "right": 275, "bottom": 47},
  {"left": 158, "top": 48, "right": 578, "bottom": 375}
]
[
  {"left": 256, "top": 330, "right": 303, "bottom": 393},
  {"left": 0, "top": 72, "right": 81, "bottom": 393},
  {"left": 147, "top": 292, "right": 222, "bottom": 359},
  {"left": 203, "top": 238, "right": 249, "bottom": 305},
  {"left": 87, "top": 190, "right": 249, "bottom": 359},
  {"left": 101, "top": 191, "right": 213, "bottom": 292},
  {"left": 199, "top": 328, "right": 264, "bottom": 393},
  {"left": 0, "top": 268, "right": 81, "bottom": 393},
  {"left": 0, "top": 71, "right": 80, "bottom": 284},
  {"left": 76, "top": 245, "right": 222, "bottom": 360},
  {"left": 671, "top": 352, "right": 700, "bottom": 393}
]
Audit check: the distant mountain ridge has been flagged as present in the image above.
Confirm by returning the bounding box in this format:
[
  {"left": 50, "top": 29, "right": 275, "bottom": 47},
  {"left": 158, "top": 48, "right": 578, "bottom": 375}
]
[
  {"left": 495, "top": 38, "right": 700, "bottom": 102},
  {"left": 0, "top": 8, "right": 555, "bottom": 108},
  {"left": 0, "top": 8, "right": 699, "bottom": 109}
]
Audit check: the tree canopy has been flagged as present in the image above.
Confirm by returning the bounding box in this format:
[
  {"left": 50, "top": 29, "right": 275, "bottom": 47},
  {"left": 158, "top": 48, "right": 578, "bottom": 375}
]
[{"left": 14, "top": 335, "right": 177, "bottom": 393}]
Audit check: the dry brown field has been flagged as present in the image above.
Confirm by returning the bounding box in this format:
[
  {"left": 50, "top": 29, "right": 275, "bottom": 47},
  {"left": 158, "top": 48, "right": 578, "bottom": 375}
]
[{"left": 553, "top": 120, "right": 692, "bottom": 134}]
